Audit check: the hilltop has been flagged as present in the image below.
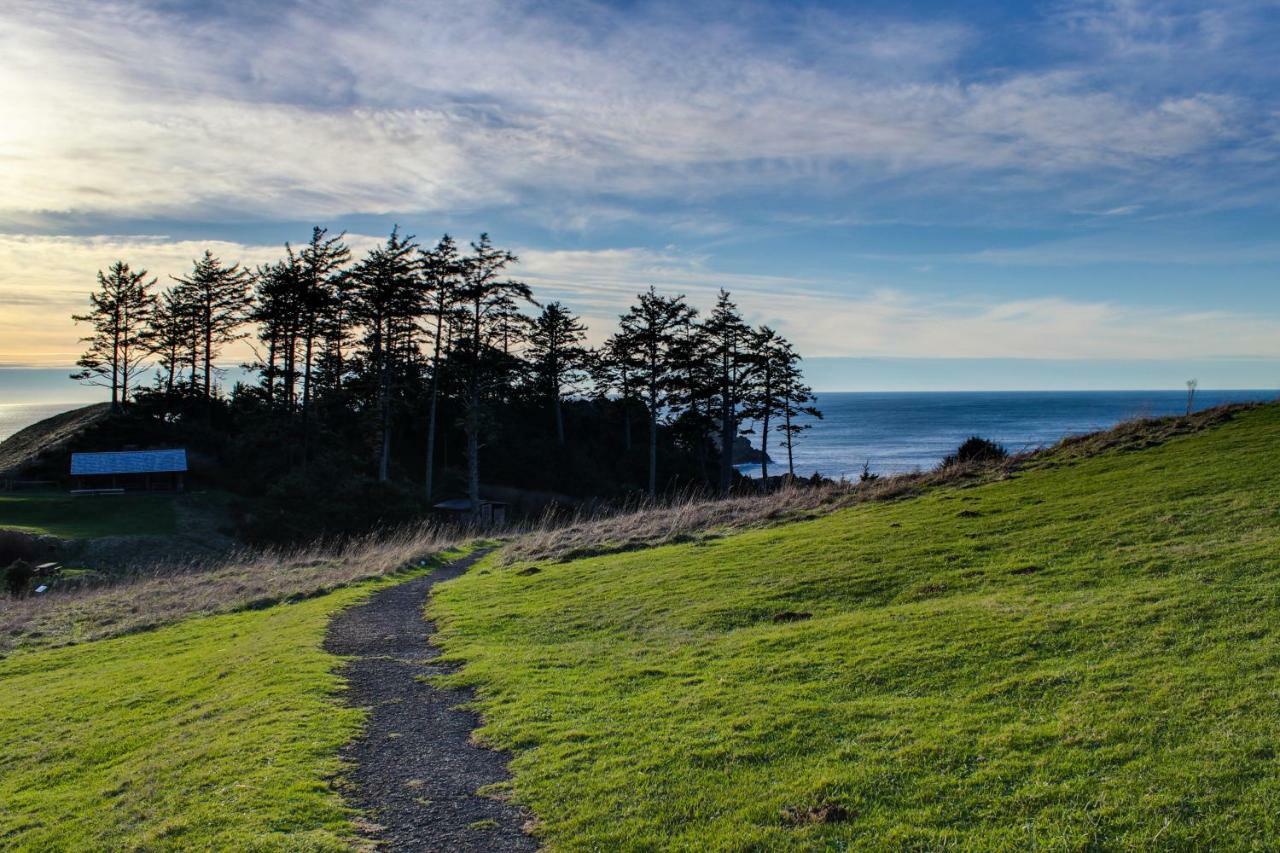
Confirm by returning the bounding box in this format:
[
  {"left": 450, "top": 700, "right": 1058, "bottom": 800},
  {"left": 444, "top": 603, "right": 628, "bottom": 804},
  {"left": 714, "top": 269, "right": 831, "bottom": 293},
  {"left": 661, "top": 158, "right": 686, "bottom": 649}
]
[{"left": 0, "top": 404, "right": 109, "bottom": 478}]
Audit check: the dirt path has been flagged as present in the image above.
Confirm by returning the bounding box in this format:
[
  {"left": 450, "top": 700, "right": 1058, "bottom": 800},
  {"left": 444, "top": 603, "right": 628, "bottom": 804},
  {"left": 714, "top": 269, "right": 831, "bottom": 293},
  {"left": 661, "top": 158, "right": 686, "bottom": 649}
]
[{"left": 325, "top": 552, "right": 537, "bottom": 852}]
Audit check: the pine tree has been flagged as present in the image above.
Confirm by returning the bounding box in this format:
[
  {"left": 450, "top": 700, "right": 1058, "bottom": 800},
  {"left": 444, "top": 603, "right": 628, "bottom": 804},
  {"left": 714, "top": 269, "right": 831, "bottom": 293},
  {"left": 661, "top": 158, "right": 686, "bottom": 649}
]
[
  {"left": 776, "top": 340, "right": 822, "bottom": 478},
  {"left": 420, "top": 235, "right": 464, "bottom": 502},
  {"left": 456, "top": 234, "right": 533, "bottom": 513},
  {"left": 528, "top": 302, "right": 590, "bottom": 446},
  {"left": 169, "top": 251, "right": 254, "bottom": 400},
  {"left": 351, "top": 227, "right": 423, "bottom": 482},
  {"left": 148, "top": 286, "right": 195, "bottom": 397},
  {"left": 296, "top": 228, "right": 350, "bottom": 460},
  {"left": 250, "top": 254, "right": 303, "bottom": 407},
  {"left": 701, "top": 290, "right": 755, "bottom": 495},
  {"left": 741, "top": 326, "right": 788, "bottom": 485},
  {"left": 594, "top": 333, "right": 641, "bottom": 453},
  {"left": 617, "top": 287, "right": 697, "bottom": 498},
  {"left": 71, "top": 261, "right": 157, "bottom": 410}
]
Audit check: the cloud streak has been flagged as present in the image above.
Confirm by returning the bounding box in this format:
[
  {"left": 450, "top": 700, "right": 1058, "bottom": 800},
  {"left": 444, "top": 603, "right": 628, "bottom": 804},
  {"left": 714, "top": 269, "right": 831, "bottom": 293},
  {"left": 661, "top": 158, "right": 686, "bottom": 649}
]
[{"left": 2, "top": 0, "right": 1274, "bottom": 226}]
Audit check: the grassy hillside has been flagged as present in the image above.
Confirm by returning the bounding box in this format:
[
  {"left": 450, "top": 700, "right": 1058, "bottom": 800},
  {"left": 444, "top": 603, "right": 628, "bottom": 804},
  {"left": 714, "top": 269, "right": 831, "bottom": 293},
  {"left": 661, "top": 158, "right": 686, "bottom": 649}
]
[
  {"left": 431, "top": 404, "right": 1280, "bottom": 849},
  {"left": 0, "top": 404, "right": 109, "bottom": 478},
  {"left": 0, "top": 572, "right": 424, "bottom": 851}
]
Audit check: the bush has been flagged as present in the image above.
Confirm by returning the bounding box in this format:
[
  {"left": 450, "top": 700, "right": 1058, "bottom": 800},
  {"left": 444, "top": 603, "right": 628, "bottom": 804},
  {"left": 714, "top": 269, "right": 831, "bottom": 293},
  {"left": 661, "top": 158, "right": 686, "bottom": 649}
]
[
  {"left": 943, "top": 436, "right": 1008, "bottom": 468},
  {"left": 4, "top": 559, "right": 35, "bottom": 597}
]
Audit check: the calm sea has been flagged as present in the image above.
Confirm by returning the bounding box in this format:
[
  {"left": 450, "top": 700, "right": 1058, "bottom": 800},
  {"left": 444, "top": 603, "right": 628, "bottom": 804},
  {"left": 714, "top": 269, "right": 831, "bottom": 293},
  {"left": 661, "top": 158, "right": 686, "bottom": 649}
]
[
  {"left": 741, "top": 389, "right": 1279, "bottom": 479},
  {"left": 0, "top": 402, "right": 86, "bottom": 443}
]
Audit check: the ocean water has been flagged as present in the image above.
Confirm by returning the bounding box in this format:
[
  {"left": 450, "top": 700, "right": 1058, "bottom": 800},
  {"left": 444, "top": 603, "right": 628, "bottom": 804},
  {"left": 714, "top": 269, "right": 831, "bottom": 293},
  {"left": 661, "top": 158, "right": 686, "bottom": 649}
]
[
  {"left": 0, "top": 402, "right": 85, "bottom": 443},
  {"left": 741, "top": 389, "right": 1279, "bottom": 480}
]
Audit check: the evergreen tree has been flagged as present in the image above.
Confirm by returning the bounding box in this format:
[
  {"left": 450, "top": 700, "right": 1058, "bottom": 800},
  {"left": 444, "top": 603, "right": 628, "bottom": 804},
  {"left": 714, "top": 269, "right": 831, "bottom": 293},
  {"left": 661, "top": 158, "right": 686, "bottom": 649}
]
[
  {"left": 594, "top": 333, "right": 641, "bottom": 453},
  {"left": 351, "top": 227, "right": 423, "bottom": 482},
  {"left": 776, "top": 340, "right": 822, "bottom": 478},
  {"left": 456, "top": 234, "right": 533, "bottom": 513},
  {"left": 169, "top": 251, "right": 254, "bottom": 400},
  {"left": 71, "top": 261, "right": 157, "bottom": 410},
  {"left": 420, "top": 235, "right": 464, "bottom": 502},
  {"left": 148, "top": 286, "right": 195, "bottom": 397},
  {"left": 296, "top": 228, "right": 350, "bottom": 459},
  {"left": 742, "top": 326, "right": 788, "bottom": 484},
  {"left": 617, "top": 287, "right": 697, "bottom": 498},
  {"left": 527, "top": 302, "right": 590, "bottom": 446},
  {"left": 701, "top": 290, "right": 755, "bottom": 494},
  {"left": 250, "top": 254, "right": 303, "bottom": 407}
]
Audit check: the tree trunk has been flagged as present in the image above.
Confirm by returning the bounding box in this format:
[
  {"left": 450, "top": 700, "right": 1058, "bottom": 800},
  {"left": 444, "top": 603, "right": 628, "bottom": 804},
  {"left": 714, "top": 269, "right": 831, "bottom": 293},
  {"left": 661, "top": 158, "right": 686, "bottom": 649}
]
[
  {"left": 648, "top": 401, "right": 658, "bottom": 499},
  {"left": 377, "top": 328, "right": 391, "bottom": 483},
  {"left": 554, "top": 392, "right": 565, "bottom": 446},
  {"left": 110, "top": 323, "right": 120, "bottom": 412},
  {"left": 719, "top": 378, "right": 734, "bottom": 496},
  {"left": 265, "top": 335, "right": 277, "bottom": 403},
  {"left": 424, "top": 309, "right": 445, "bottom": 502},
  {"left": 760, "top": 411, "right": 770, "bottom": 486},
  {"left": 204, "top": 306, "right": 213, "bottom": 400},
  {"left": 467, "top": 387, "right": 481, "bottom": 515},
  {"left": 301, "top": 325, "right": 314, "bottom": 467},
  {"left": 784, "top": 391, "right": 795, "bottom": 478}
]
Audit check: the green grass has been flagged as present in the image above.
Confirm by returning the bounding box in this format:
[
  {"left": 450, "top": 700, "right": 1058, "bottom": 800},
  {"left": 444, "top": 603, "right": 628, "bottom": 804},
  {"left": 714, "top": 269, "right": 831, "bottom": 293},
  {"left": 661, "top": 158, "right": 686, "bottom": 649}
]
[
  {"left": 0, "top": 575, "right": 410, "bottom": 850},
  {"left": 0, "top": 490, "right": 178, "bottom": 538},
  {"left": 432, "top": 405, "right": 1280, "bottom": 849}
]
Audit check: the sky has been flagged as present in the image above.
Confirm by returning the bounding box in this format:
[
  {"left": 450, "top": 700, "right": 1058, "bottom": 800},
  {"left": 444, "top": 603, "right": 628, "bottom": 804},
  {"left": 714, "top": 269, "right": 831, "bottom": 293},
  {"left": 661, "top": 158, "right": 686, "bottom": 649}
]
[{"left": 2, "top": 0, "right": 1279, "bottom": 398}]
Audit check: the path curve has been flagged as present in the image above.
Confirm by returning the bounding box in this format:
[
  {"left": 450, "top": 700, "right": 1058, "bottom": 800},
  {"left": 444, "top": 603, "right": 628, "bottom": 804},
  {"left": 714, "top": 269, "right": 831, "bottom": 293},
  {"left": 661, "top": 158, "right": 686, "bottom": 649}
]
[{"left": 326, "top": 551, "right": 537, "bottom": 852}]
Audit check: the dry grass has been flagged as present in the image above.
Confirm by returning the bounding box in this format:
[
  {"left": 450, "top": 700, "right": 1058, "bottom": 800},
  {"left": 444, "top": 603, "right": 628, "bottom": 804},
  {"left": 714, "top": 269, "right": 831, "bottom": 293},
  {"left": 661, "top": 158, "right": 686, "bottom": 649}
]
[
  {"left": 501, "top": 471, "right": 967, "bottom": 565},
  {"left": 499, "top": 403, "right": 1259, "bottom": 565},
  {"left": 0, "top": 523, "right": 471, "bottom": 655}
]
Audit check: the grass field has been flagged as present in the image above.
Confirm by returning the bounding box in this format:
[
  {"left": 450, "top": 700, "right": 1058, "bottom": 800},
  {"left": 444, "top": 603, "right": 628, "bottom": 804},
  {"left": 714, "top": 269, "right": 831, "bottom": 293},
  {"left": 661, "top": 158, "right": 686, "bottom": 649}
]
[
  {"left": 0, "top": 490, "right": 178, "bottom": 538},
  {"left": 0, "top": 560, "right": 460, "bottom": 851},
  {"left": 431, "top": 405, "right": 1280, "bottom": 849}
]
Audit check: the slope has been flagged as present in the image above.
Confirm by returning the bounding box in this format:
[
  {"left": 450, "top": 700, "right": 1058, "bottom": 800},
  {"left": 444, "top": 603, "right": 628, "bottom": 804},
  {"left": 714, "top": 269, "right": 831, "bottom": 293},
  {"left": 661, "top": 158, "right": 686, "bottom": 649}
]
[{"left": 430, "top": 404, "right": 1280, "bottom": 849}]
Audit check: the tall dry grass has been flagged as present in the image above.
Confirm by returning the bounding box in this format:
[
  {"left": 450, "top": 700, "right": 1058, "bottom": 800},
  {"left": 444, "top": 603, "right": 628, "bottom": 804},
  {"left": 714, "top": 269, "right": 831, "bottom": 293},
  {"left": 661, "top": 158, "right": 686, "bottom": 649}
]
[{"left": 0, "top": 523, "right": 469, "bottom": 655}]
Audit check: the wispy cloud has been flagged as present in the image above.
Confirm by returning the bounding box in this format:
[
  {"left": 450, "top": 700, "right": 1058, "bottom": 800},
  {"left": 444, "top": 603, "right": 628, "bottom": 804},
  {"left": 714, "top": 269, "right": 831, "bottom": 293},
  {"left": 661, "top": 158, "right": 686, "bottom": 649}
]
[{"left": 1, "top": 0, "right": 1273, "bottom": 227}]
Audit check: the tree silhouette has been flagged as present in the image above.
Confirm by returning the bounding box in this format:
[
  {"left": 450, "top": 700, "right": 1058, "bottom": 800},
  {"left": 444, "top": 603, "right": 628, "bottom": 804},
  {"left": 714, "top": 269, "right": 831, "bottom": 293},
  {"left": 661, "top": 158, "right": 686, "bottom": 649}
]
[
  {"left": 617, "top": 287, "right": 697, "bottom": 498},
  {"left": 701, "top": 290, "right": 755, "bottom": 495},
  {"left": 169, "top": 251, "right": 254, "bottom": 400},
  {"left": 455, "top": 234, "right": 533, "bottom": 513},
  {"left": 72, "top": 261, "right": 157, "bottom": 410},
  {"left": 420, "top": 234, "right": 464, "bottom": 502},
  {"left": 528, "top": 302, "right": 590, "bottom": 446},
  {"left": 351, "top": 227, "right": 423, "bottom": 481}
]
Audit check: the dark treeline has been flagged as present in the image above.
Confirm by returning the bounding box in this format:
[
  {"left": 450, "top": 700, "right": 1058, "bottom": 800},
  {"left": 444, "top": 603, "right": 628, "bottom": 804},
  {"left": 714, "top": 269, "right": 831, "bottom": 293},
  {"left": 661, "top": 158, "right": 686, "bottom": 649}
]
[{"left": 70, "top": 228, "right": 822, "bottom": 541}]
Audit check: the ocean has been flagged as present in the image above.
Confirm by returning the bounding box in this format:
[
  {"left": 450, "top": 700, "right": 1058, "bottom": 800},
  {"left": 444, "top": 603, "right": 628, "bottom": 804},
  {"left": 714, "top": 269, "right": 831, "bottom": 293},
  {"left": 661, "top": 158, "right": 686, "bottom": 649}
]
[
  {"left": 740, "top": 389, "right": 1279, "bottom": 479},
  {"left": 3, "top": 391, "right": 1276, "bottom": 478}
]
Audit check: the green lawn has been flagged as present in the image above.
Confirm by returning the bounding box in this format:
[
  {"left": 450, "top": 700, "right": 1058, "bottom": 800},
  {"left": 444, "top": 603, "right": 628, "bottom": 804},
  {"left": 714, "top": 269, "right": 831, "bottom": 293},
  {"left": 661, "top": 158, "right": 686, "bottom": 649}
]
[
  {"left": 431, "top": 405, "right": 1280, "bottom": 849},
  {"left": 0, "top": 577, "right": 405, "bottom": 850},
  {"left": 0, "top": 490, "right": 178, "bottom": 538}
]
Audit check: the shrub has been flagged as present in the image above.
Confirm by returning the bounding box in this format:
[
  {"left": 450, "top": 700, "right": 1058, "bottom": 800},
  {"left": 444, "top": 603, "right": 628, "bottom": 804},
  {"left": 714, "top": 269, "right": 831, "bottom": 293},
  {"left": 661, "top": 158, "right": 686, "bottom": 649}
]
[
  {"left": 4, "top": 560, "right": 35, "bottom": 597},
  {"left": 943, "top": 436, "right": 1008, "bottom": 468}
]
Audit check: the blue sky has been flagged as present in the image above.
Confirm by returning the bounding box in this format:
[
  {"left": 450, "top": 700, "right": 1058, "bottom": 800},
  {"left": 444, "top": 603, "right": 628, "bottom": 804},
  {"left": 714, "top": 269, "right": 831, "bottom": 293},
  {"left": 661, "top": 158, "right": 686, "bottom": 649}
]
[{"left": 1, "top": 0, "right": 1279, "bottom": 394}]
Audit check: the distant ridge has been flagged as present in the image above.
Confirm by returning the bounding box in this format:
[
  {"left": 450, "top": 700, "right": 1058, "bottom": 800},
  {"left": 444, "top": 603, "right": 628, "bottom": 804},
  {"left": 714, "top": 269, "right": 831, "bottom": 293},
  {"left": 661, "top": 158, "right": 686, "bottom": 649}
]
[{"left": 0, "top": 403, "right": 110, "bottom": 478}]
